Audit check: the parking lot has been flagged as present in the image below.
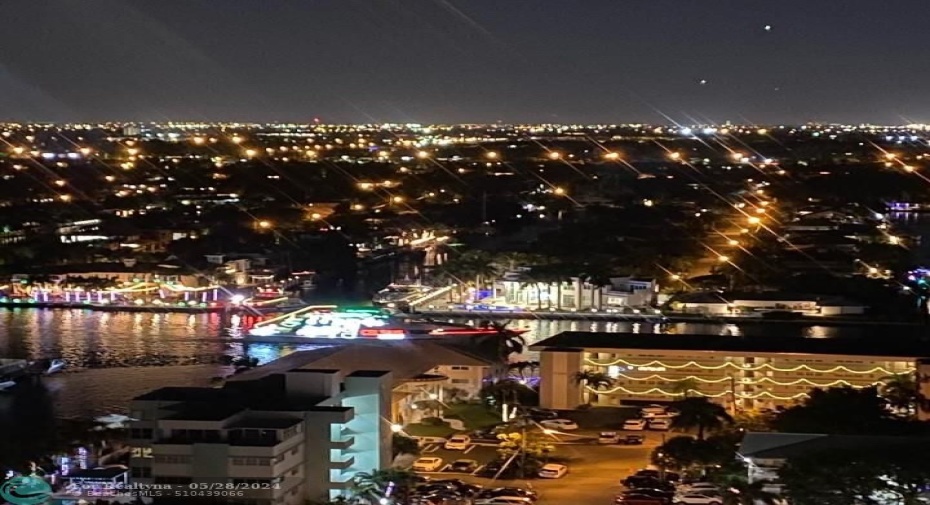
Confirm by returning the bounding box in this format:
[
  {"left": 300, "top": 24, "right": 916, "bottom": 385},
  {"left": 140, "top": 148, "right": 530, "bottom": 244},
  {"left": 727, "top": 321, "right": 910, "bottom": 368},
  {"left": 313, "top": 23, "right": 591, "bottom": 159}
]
[{"left": 410, "top": 430, "right": 667, "bottom": 504}]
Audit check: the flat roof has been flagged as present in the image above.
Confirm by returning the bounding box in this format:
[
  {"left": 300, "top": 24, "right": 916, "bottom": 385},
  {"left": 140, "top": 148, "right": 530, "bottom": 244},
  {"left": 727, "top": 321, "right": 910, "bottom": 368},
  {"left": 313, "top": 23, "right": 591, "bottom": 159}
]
[
  {"left": 740, "top": 432, "right": 930, "bottom": 459},
  {"left": 227, "top": 417, "right": 302, "bottom": 430},
  {"left": 530, "top": 332, "right": 930, "bottom": 358}
]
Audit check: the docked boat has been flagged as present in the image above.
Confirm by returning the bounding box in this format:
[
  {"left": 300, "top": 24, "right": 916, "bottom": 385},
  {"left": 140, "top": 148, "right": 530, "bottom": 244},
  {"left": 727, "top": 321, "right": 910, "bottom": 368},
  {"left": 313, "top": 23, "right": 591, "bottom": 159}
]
[
  {"left": 372, "top": 283, "right": 438, "bottom": 308},
  {"left": 0, "top": 380, "right": 16, "bottom": 392},
  {"left": 248, "top": 306, "right": 528, "bottom": 341},
  {"left": 46, "top": 359, "right": 66, "bottom": 375}
]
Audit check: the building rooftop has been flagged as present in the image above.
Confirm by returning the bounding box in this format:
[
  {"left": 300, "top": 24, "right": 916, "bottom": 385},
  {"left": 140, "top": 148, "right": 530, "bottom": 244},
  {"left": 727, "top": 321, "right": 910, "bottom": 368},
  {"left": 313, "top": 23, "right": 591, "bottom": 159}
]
[
  {"left": 740, "top": 431, "right": 930, "bottom": 459},
  {"left": 530, "top": 332, "right": 930, "bottom": 359},
  {"left": 134, "top": 386, "right": 222, "bottom": 402},
  {"left": 228, "top": 341, "right": 489, "bottom": 384},
  {"left": 227, "top": 416, "right": 302, "bottom": 430}
]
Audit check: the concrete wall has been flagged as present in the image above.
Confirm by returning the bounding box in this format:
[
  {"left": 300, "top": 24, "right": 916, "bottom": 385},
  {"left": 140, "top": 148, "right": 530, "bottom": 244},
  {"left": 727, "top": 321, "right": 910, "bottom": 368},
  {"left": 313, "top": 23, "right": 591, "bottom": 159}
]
[{"left": 539, "top": 350, "right": 582, "bottom": 410}]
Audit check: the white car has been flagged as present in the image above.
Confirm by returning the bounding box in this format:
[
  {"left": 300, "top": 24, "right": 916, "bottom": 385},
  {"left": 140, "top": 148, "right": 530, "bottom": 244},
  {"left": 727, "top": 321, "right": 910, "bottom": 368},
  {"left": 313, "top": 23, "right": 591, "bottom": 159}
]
[
  {"left": 640, "top": 404, "right": 667, "bottom": 415},
  {"left": 623, "top": 418, "right": 647, "bottom": 431},
  {"left": 443, "top": 435, "right": 472, "bottom": 450},
  {"left": 412, "top": 457, "right": 444, "bottom": 472},
  {"left": 538, "top": 463, "right": 569, "bottom": 479},
  {"left": 540, "top": 419, "right": 579, "bottom": 431},
  {"left": 415, "top": 436, "right": 448, "bottom": 447},
  {"left": 674, "top": 492, "right": 722, "bottom": 505},
  {"left": 648, "top": 418, "right": 671, "bottom": 431},
  {"left": 681, "top": 483, "right": 720, "bottom": 494}
]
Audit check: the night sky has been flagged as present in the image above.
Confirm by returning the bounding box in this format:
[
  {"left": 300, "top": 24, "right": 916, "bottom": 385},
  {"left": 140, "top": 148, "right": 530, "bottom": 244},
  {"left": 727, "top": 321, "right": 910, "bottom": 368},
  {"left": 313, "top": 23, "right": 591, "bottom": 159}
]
[{"left": 1, "top": 0, "right": 928, "bottom": 124}]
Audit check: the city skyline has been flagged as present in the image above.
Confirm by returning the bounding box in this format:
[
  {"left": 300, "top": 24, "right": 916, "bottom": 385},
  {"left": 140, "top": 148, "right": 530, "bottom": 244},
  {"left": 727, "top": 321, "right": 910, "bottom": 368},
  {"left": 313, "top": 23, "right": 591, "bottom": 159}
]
[{"left": 1, "top": 0, "right": 929, "bottom": 124}]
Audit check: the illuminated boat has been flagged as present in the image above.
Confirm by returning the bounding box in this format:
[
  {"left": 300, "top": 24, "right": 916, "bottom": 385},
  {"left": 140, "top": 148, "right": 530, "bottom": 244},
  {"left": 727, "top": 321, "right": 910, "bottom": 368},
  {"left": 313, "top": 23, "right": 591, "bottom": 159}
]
[{"left": 247, "top": 306, "right": 528, "bottom": 340}]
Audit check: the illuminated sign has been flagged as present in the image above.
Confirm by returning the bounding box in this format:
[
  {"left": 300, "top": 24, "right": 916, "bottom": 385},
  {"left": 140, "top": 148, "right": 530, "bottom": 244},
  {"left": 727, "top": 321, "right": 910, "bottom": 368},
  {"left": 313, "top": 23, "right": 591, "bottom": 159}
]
[{"left": 249, "top": 310, "right": 404, "bottom": 339}]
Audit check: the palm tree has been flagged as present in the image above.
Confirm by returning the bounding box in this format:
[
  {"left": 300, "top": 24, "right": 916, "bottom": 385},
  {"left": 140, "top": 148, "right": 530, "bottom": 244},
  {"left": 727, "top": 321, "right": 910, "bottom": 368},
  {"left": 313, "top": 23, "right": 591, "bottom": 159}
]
[
  {"left": 670, "top": 396, "right": 734, "bottom": 440},
  {"left": 880, "top": 372, "right": 919, "bottom": 415},
  {"left": 508, "top": 360, "right": 532, "bottom": 378},
  {"left": 461, "top": 250, "right": 499, "bottom": 294},
  {"left": 481, "top": 378, "right": 535, "bottom": 407},
  {"left": 573, "top": 369, "right": 615, "bottom": 404},
  {"left": 671, "top": 378, "right": 701, "bottom": 398},
  {"left": 351, "top": 469, "right": 418, "bottom": 505},
  {"left": 477, "top": 321, "right": 526, "bottom": 379}
]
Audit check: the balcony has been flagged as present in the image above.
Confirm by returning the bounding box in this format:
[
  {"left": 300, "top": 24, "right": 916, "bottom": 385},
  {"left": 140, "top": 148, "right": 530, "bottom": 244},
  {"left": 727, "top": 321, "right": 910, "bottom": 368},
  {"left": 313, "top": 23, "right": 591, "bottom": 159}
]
[
  {"left": 329, "top": 456, "right": 355, "bottom": 471},
  {"left": 329, "top": 436, "right": 355, "bottom": 450}
]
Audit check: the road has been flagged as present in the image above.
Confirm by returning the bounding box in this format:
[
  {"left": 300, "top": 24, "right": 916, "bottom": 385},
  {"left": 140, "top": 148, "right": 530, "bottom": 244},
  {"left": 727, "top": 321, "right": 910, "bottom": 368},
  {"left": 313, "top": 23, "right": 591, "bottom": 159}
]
[{"left": 413, "top": 430, "right": 665, "bottom": 504}]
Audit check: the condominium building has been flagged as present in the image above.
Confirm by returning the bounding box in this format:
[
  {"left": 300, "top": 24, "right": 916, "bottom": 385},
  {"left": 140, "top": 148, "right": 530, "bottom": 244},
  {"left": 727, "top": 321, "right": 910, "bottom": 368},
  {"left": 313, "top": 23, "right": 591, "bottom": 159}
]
[
  {"left": 533, "top": 332, "right": 930, "bottom": 416},
  {"left": 129, "top": 368, "right": 392, "bottom": 504},
  {"left": 129, "top": 341, "right": 490, "bottom": 503}
]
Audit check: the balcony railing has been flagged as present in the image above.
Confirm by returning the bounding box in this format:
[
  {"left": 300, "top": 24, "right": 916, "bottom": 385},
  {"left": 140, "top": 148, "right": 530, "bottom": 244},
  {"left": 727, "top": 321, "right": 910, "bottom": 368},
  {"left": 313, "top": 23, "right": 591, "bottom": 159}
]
[
  {"left": 329, "top": 436, "right": 355, "bottom": 450},
  {"left": 329, "top": 456, "right": 355, "bottom": 471}
]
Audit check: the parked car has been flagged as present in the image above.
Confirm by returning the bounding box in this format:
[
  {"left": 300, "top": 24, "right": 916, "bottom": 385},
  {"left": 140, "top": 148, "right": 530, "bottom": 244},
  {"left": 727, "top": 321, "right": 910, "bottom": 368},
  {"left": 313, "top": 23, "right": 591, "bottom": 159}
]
[
  {"left": 477, "top": 460, "right": 521, "bottom": 480},
  {"left": 527, "top": 408, "right": 559, "bottom": 420},
  {"left": 623, "top": 418, "right": 648, "bottom": 431},
  {"left": 616, "top": 493, "right": 670, "bottom": 505},
  {"left": 540, "top": 418, "right": 579, "bottom": 431},
  {"left": 449, "top": 459, "right": 479, "bottom": 473},
  {"left": 415, "top": 436, "right": 449, "bottom": 446},
  {"left": 634, "top": 469, "right": 681, "bottom": 483},
  {"left": 640, "top": 404, "right": 668, "bottom": 415},
  {"left": 673, "top": 492, "right": 723, "bottom": 505},
  {"left": 621, "top": 434, "right": 646, "bottom": 445},
  {"left": 624, "top": 488, "right": 675, "bottom": 500},
  {"left": 477, "top": 487, "right": 539, "bottom": 502},
  {"left": 537, "top": 463, "right": 569, "bottom": 479},
  {"left": 648, "top": 419, "right": 671, "bottom": 431},
  {"left": 413, "top": 457, "right": 445, "bottom": 472},
  {"left": 475, "top": 498, "right": 533, "bottom": 505},
  {"left": 423, "top": 479, "right": 483, "bottom": 497},
  {"left": 622, "top": 476, "right": 675, "bottom": 492},
  {"left": 599, "top": 431, "right": 621, "bottom": 444},
  {"left": 444, "top": 435, "right": 472, "bottom": 450},
  {"left": 679, "top": 483, "right": 719, "bottom": 494}
]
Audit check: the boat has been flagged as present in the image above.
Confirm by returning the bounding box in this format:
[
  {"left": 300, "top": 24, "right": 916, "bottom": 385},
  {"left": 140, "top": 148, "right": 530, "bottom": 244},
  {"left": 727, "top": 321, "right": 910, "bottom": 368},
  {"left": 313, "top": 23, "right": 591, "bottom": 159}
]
[
  {"left": 0, "top": 380, "right": 16, "bottom": 391},
  {"left": 247, "top": 306, "right": 528, "bottom": 341},
  {"left": 46, "top": 359, "right": 66, "bottom": 375},
  {"left": 372, "top": 283, "right": 439, "bottom": 308}
]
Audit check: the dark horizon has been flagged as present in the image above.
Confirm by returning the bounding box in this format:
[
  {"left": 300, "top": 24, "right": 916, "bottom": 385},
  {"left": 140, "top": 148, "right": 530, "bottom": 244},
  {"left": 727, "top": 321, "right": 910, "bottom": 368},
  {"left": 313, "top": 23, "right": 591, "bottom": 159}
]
[{"left": 1, "top": 0, "right": 929, "bottom": 124}]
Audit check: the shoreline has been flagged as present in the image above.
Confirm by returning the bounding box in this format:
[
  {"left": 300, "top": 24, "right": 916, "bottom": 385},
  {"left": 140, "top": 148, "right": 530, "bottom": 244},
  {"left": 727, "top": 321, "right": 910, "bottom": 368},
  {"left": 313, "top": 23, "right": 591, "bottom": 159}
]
[
  {"left": 0, "top": 301, "right": 225, "bottom": 313},
  {"left": 406, "top": 309, "right": 926, "bottom": 327},
  {"left": 0, "top": 301, "right": 924, "bottom": 327}
]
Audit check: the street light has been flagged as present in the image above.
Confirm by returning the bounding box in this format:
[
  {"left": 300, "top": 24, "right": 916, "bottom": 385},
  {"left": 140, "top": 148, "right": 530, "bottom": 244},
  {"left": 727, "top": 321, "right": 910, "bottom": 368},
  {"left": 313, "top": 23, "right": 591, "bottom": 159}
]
[
  {"left": 257, "top": 220, "right": 272, "bottom": 229},
  {"left": 717, "top": 255, "right": 730, "bottom": 263},
  {"left": 553, "top": 187, "right": 566, "bottom": 196},
  {"left": 604, "top": 152, "right": 620, "bottom": 160},
  {"left": 548, "top": 151, "right": 561, "bottom": 160},
  {"left": 747, "top": 216, "right": 761, "bottom": 225}
]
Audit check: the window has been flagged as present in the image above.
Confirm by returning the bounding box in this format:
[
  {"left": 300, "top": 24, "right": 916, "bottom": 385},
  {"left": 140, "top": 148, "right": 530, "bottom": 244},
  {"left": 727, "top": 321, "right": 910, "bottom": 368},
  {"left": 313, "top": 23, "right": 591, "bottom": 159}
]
[
  {"left": 130, "top": 466, "right": 152, "bottom": 478},
  {"left": 231, "top": 457, "right": 271, "bottom": 466},
  {"left": 131, "top": 447, "right": 153, "bottom": 458},
  {"left": 450, "top": 366, "right": 469, "bottom": 370},
  {"left": 154, "top": 455, "right": 191, "bottom": 464},
  {"left": 451, "top": 379, "right": 468, "bottom": 384}
]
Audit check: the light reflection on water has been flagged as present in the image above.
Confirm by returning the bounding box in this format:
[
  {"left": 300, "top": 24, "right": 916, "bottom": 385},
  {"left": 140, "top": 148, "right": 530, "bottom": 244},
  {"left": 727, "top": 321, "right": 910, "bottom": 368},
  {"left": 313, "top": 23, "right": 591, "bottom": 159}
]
[{"left": 0, "top": 308, "right": 912, "bottom": 417}]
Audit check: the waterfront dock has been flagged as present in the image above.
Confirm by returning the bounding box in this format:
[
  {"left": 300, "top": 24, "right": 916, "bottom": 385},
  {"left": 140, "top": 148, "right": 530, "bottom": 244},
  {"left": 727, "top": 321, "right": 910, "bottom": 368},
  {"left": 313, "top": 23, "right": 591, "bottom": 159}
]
[
  {"left": 0, "top": 300, "right": 225, "bottom": 314},
  {"left": 406, "top": 308, "right": 923, "bottom": 327}
]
